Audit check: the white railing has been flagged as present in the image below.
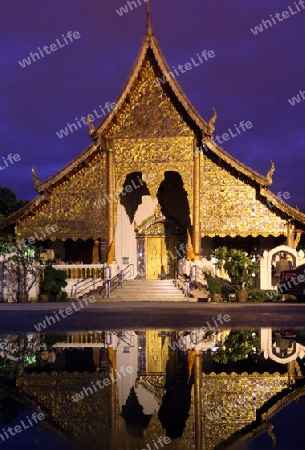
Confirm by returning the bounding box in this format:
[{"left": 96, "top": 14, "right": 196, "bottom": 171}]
[{"left": 52, "top": 264, "right": 104, "bottom": 280}]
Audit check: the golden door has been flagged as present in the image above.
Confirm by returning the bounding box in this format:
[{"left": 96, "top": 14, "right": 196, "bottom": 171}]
[
  {"left": 146, "top": 236, "right": 176, "bottom": 279},
  {"left": 146, "top": 330, "right": 178, "bottom": 372}
]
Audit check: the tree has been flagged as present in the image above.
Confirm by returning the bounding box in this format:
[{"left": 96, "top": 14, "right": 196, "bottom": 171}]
[
  {"left": 39, "top": 265, "right": 68, "bottom": 302},
  {"left": 0, "top": 186, "right": 29, "bottom": 219},
  {"left": 2, "top": 236, "right": 45, "bottom": 299},
  {"left": 212, "top": 247, "right": 259, "bottom": 292},
  {"left": 212, "top": 330, "right": 260, "bottom": 364}
]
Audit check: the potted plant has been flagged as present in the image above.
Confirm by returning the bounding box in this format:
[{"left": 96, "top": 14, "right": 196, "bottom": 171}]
[
  {"left": 212, "top": 247, "right": 259, "bottom": 302},
  {"left": 4, "top": 237, "right": 45, "bottom": 303},
  {"left": 39, "top": 265, "right": 68, "bottom": 302},
  {"left": 203, "top": 271, "right": 222, "bottom": 302}
]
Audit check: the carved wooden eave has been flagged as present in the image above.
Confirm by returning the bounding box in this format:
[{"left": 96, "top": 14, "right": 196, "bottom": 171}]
[
  {"left": 0, "top": 193, "right": 50, "bottom": 232},
  {"left": 36, "top": 141, "right": 102, "bottom": 193},
  {"left": 221, "top": 382, "right": 305, "bottom": 450},
  {"left": 260, "top": 187, "right": 305, "bottom": 225},
  {"left": 205, "top": 140, "right": 270, "bottom": 188}
]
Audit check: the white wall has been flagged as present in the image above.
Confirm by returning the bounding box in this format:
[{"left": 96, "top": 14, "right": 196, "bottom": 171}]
[{"left": 115, "top": 195, "right": 157, "bottom": 277}]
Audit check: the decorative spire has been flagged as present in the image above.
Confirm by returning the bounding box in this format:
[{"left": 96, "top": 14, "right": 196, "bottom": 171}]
[
  {"left": 86, "top": 113, "right": 96, "bottom": 137},
  {"left": 266, "top": 160, "right": 275, "bottom": 186},
  {"left": 206, "top": 107, "right": 217, "bottom": 139},
  {"left": 31, "top": 167, "right": 40, "bottom": 190},
  {"left": 146, "top": 0, "right": 153, "bottom": 37}
]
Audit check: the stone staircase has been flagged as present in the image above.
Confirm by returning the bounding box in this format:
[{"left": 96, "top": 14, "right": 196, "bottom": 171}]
[{"left": 90, "top": 279, "right": 190, "bottom": 302}]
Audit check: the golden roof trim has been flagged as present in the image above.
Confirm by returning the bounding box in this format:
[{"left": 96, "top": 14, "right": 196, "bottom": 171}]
[
  {"left": 224, "top": 383, "right": 305, "bottom": 450},
  {"left": 36, "top": 141, "right": 100, "bottom": 192},
  {"left": 261, "top": 187, "right": 305, "bottom": 224},
  {"left": 205, "top": 140, "right": 269, "bottom": 186},
  {"left": 0, "top": 194, "right": 49, "bottom": 230}
]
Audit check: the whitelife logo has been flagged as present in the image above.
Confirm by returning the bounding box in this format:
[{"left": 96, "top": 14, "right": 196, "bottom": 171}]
[
  {"left": 33, "top": 295, "right": 96, "bottom": 332},
  {"left": 0, "top": 153, "right": 21, "bottom": 171},
  {"left": 168, "top": 314, "right": 231, "bottom": 351},
  {"left": 94, "top": 174, "right": 147, "bottom": 209},
  {"left": 18, "top": 31, "right": 81, "bottom": 68},
  {"left": 0, "top": 413, "right": 45, "bottom": 443},
  {"left": 213, "top": 121, "right": 253, "bottom": 146},
  {"left": 55, "top": 102, "right": 117, "bottom": 139},
  {"left": 1, "top": 224, "right": 58, "bottom": 256},
  {"left": 71, "top": 365, "right": 134, "bottom": 402},
  {"left": 154, "top": 49, "right": 215, "bottom": 87},
  {"left": 116, "top": 0, "right": 149, "bottom": 17},
  {"left": 140, "top": 436, "right": 171, "bottom": 450},
  {"left": 250, "top": 1, "right": 305, "bottom": 35},
  {"left": 288, "top": 89, "right": 305, "bottom": 106}
]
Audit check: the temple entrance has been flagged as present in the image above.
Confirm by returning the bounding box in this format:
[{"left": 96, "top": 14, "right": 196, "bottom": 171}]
[
  {"left": 136, "top": 209, "right": 185, "bottom": 279},
  {"left": 146, "top": 236, "right": 176, "bottom": 279}
]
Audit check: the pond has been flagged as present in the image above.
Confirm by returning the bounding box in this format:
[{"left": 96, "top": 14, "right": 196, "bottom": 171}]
[{"left": 0, "top": 327, "right": 304, "bottom": 450}]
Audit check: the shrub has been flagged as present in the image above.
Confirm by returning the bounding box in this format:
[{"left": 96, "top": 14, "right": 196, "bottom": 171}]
[{"left": 40, "top": 266, "right": 68, "bottom": 302}]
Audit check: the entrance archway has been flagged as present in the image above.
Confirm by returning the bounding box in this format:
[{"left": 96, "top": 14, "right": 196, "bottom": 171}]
[{"left": 135, "top": 210, "right": 185, "bottom": 279}]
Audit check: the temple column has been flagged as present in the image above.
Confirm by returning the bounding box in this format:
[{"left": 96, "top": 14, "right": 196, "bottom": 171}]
[
  {"left": 194, "top": 349, "right": 203, "bottom": 450},
  {"left": 287, "top": 360, "right": 296, "bottom": 386},
  {"left": 286, "top": 220, "right": 295, "bottom": 248},
  {"left": 92, "top": 240, "right": 100, "bottom": 264},
  {"left": 108, "top": 347, "right": 117, "bottom": 450},
  {"left": 107, "top": 140, "right": 115, "bottom": 261},
  {"left": 93, "top": 347, "right": 101, "bottom": 371},
  {"left": 193, "top": 147, "right": 201, "bottom": 259}
]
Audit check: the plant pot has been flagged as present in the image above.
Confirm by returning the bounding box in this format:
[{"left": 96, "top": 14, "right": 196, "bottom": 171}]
[
  {"left": 38, "top": 294, "right": 49, "bottom": 303},
  {"left": 211, "top": 293, "right": 222, "bottom": 302},
  {"left": 236, "top": 291, "right": 248, "bottom": 303},
  {"left": 17, "top": 294, "right": 29, "bottom": 303}
]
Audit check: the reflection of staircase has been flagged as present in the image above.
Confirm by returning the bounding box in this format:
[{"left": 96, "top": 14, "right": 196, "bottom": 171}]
[
  {"left": 93, "top": 280, "right": 188, "bottom": 301},
  {"left": 113, "top": 331, "right": 135, "bottom": 347}
]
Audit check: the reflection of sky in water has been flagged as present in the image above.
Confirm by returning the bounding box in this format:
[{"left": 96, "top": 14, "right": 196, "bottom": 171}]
[
  {"left": 0, "top": 411, "right": 72, "bottom": 449},
  {"left": 0, "top": 329, "right": 304, "bottom": 450}
]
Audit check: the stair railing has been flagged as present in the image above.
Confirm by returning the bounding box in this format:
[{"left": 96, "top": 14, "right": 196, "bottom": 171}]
[
  {"left": 100, "top": 264, "right": 134, "bottom": 298},
  {"left": 175, "top": 274, "right": 191, "bottom": 298},
  {"left": 112, "top": 330, "right": 135, "bottom": 347},
  {"left": 71, "top": 273, "right": 104, "bottom": 299}
]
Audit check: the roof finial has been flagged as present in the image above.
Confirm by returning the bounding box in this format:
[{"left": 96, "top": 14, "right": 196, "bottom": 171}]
[{"left": 146, "top": 0, "right": 153, "bottom": 37}]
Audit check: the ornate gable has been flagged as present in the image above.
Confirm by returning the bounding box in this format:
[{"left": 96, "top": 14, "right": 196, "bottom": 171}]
[
  {"left": 200, "top": 153, "right": 288, "bottom": 237},
  {"left": 104, "top": 55, "right": 194, "bottom": 139}
]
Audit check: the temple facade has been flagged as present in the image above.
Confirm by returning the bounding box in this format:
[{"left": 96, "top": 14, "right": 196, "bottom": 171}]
[{"left": 1, "top": 6, "right": 305, "bottom": 280}]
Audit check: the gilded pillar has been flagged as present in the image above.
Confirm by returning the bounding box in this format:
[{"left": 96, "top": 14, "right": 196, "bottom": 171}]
[
  {"left": 93, "top": 347, "right": 100, "bottom": 371},
  {"left": 92, "top": 240, "right": 100, "bottom": 264},
  {"left": 107, "top": 140, "right": 115, "bottom": 253},
  {"left": 287, "top": 360, "right": 296, "bottom": 386},
  {"left": 193, "top": 146, "right": 201, "bottom": 259},
  {"left": 108, "top": 347, "right": 117, "bottom": 450},
  {"left": 194, "top": 349, "right": 203, "bottom": 450},
  {"left": 286, "top": 221, "right": 295, "bottom": 248}
]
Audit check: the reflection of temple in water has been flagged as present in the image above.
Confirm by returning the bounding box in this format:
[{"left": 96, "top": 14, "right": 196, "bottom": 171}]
[{"left": 11, "top": 328, "right": 305, "bottom": 449}]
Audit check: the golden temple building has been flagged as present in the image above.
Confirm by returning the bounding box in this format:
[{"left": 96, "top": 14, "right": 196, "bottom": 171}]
[{"left": 1, "top": 2, "right": 305, "bottom": 278}]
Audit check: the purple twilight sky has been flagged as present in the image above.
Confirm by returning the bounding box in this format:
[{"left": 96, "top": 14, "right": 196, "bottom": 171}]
[{"left": 0, "top": 0, "right": 304, "bottom": 209}]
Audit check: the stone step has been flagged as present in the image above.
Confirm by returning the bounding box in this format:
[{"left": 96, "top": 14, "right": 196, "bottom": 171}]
[
  {"left": 112, "top": 288, "right": 181, "bottom": 293},
  {"left": 123, "top": 280, "right": 174, "bottom": 286},
  {"left": 95, "top": 296, "right": 189, "bottom": 302},
  {"left": 82, "top": 279, "right": 189, "bottom": 302},
  {"left": 110, "top": 293, "right": 186, "bottom": 298}
]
